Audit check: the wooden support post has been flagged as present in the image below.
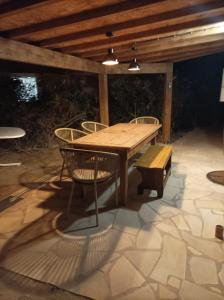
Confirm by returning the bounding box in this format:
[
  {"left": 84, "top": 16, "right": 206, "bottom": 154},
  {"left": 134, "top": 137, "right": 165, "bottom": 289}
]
[
  {"left": 98, "top": 73, "right": 109, "bottom": 125},
  {"left": 162, "top": 64, "right": 173, "bottom": 143}
]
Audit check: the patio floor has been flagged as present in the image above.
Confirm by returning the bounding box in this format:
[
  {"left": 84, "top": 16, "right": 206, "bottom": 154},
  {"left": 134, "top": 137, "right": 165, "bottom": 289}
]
[{"left": 0, "top": 128, "right": 223, "bottom": 300}]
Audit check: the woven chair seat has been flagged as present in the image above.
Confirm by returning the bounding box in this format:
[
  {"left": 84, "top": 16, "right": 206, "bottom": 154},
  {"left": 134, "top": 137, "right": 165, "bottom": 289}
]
[{"left": 72, "top": 168, "right": 112, "bottom": 183}]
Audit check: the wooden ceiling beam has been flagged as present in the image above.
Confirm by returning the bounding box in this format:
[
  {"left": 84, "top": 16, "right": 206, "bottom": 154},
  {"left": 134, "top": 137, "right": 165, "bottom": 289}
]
[
  {"left": 87, "top": 31, "right": 224, "bottom": 62},
  {"left": 91, "top": 38, "right": 224, "bottom": 63},
  {"left": 0, "top": 37, "right": 105, "bottom": 74},
  {"left": 2, "top": 0, "right": 164, "bottom": 39},
  {"left": 0, "top": 0, "right": 50, "bottom": 17},
  {"left": 60, "top": 15, "right": 224, "bottom": 55},
  {"left": 75, "top": 24, "right": 224, "bottom": 58},
  {"left": 36, "top": 0, "right": 224, "bottom": 47}
]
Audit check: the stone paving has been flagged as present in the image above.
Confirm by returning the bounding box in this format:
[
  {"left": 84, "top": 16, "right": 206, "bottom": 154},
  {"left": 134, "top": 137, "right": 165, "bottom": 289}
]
[{"left": 0, "top": 128, "right": 223, "bottom": 299}]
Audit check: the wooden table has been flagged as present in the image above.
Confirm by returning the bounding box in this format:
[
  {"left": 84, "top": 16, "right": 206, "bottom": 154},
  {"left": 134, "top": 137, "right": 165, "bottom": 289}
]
[
  {"left": 71, "top": 123, "right": 161, "bottom": 205},
  {"left": 0, "top": 127, "right": 26, "bottom": 166}
]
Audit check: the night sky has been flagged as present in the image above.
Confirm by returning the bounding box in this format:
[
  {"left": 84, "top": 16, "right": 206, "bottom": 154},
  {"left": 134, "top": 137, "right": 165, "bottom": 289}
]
[{"left": 174, "top": 52, "right": 224, "bottom": 128}]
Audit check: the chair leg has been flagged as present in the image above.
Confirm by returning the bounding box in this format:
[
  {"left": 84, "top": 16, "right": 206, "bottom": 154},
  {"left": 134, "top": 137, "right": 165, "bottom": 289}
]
[
  {"left": 94, "top": 181, "right": 99, "bottom": 226},
  {"left": 115, "top": 171, "right": 118, "bottom": 207},
  {"left": 60, "top": 159, "right": 65, "bottom": 183},
  {"left": 67, "top": 181, "right": 75, "bottom": 218}
]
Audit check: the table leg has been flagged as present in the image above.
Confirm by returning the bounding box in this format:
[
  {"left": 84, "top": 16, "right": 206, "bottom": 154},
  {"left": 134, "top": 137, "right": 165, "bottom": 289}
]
[
  {"left": 151, "top": 136, "right": 156, "bottom": 145},
  {"left": 119, "top": 152, "right": 128, "bottom": 206}
]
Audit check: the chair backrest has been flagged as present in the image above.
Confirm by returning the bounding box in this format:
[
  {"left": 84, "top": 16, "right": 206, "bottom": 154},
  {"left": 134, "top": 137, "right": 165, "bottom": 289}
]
[
  {"left": 81, "top": 121, "right": 108, "bottom": 133},
  {"left": 54, "top": 128, "right": 87, "bottom": 147},
  {"left": 60, "top": 148, "right": 119, "bottom": 182},
  {"left": 129, "top": 116, "right": 159, "bottom": 125}
]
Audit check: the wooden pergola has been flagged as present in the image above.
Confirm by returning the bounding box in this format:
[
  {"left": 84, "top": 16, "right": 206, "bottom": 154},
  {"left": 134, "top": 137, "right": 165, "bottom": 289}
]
[{"left": 0, "top": 0, "right": 224, "bottom": 142}]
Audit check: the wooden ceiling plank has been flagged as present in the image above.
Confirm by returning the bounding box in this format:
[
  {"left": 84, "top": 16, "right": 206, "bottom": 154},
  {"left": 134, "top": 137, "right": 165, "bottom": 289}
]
[
  {"left": 158, "top": 45, "right": 224, "bottom": 62},
  {"left": 90, "top": 36, "right": 224, "bottom": 62},
  {"left": 174, "top": 47, "right": 224, "bottom": 61},
  {"left": 68, "top": 16, "right": 224, "bottom": 57},
  {"left": 0, "top": 37, "right": 105, "bottom": 74},
  {"left": 0, "top": 0, "right": 50, "bottom": 17},
  {"left": 2, "top": 0, "right": 165, "bottom": 38},
  {"left": 93, "top": 41, "right": 224, "bottom": 63},
  {"left": 86, "top": 30, "right": 224, "bottom": 62},
  {"left": 59, "top": 15, "right": 224, "bottom": 54},
  {"left": 146, "top": 44, "right": 224, "bottom": 62},
  {"left": 37, "top": 0, "right": 224, "bottom": 48},
  {"left": 84, "top": 28, "right": 224, "bottom": 60}
]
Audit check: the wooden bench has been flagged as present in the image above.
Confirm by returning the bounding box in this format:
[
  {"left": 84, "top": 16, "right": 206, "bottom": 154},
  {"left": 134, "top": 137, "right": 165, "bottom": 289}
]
[{"left": 134, "top": 144, "right": 172, "bottom": 197}]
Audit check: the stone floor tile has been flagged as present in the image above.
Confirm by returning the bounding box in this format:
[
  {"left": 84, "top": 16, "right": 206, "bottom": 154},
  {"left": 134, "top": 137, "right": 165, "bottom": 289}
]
[
  {"left": 218, "top": 264, "right": 224, "bottom": 285},
  {"left": 166, "top": 176, "right": 185, "bottom": 189},
  {"left": 195, "top": 200, "right": 224, "bottom": 210},
  {"left": 75, "top": 271, "right": 109, "bottom": 300},
  {"left": 187, "top": 246, "right": 202, "bottom": 256},
  {"left": 23, "top": 206, "right": 46, "bottom": 224},
  {"left": 109, "top": 256, "right": 145, "bottom": 297},
  {"left": 190, "top": 256, "right": 218, "bottom": 284},
  {"left": 168, "top": 276, "right": 181, "bottom": 289},
  {"left": 171, "top": 215, "right": 190, "bottom": 231},
  {"left": 210, "top": 287, "right": 222, "bottom": 294},
  {"left": 150, "top": 235, "right": 187, "bottom": 284},
  {"left": 213, "top": 209, "right": 224, "bottom": 215},
  {"left": 139, "top": 204, "right": 163, "bottom": 223},
  {"left": 176, "top": 200, "right": 200, "bottom": 216},
  {"left": 180, "top": 280, "right": 224, "bottom": 300},
  {"left": 184, "top": 215, "right": 202, "bottom": 237},
  {"left": 113, "top": 230, "right": 136, "bottom": 251},
  {"left": 162, "top": 185, "right": 182, "bottom": 203},
  {"left": 181, "top": 232, "right": 224, "bottom": 262},
  {"left": 136, "top": 224, "right": 162, "bottom": 250},
  {"left": 200, "top": 208, "right": 224, "bottom": 239},
  {"left": 125, "top": 250, "right": 160, "bottom": 277},
  {"left": 159, "top": 285, "right": 177, "bottom": 299},
  {"left": 148, "top": 200, "right": 180, "bottom": 218},
  {"left": 113, "top": 208, "right": 142, "bottom": 235},
  {"left": 0, "top": 210, "right": 24, "bottom": 234},
  {"left": 116, "top": 283, "right": 156, "bottom": 300},
  {"left": 150, "top": 283, "right": 158, "bottom": 291},
  {"left": 156, "top": 219, "right": 182, "bottom": 240},
  {"left": 178, "top": 187, "right": 211, "bottom": 201}
]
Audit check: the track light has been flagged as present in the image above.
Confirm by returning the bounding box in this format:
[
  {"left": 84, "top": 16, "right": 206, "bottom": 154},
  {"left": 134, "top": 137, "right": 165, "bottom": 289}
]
[
  {"left": 128, "top": 58, "right": 140, "bottom": 71},
  {"left": 102, "top": 32, "right": 119, "bottom": 66},
  {"left": 102, "top": 48, "right": 119, "bottom": 65}
]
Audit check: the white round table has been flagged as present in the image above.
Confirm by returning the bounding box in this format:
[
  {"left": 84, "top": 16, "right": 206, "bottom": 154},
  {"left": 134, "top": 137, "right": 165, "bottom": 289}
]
[{"left": 0, "top": 127, "right": 26, "bottom": 166}]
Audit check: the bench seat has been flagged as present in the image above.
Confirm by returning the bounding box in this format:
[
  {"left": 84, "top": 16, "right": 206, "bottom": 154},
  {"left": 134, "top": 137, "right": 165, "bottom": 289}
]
[{"left": 134, "top": 145, "right": 172, "bottom": 197}]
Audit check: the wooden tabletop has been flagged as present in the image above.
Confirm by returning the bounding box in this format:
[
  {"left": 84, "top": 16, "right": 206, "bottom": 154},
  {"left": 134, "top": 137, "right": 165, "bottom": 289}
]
[
  {"left": 0, "top": 127, "right": 26, "bottom": 139},
  {"left": 71, "top": 123, "right": 161, "bottom": 151}
]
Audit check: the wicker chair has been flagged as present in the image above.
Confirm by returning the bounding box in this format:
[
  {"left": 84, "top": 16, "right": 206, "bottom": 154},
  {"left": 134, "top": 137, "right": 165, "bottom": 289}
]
[
  {"left": 129, "top": 116, "right": 159, "bottom": 124},
  {"left": 81, "top": 121, "right": 108, "bottom": 133},
  {"left": 54, "top": 128, "right": 87, "bottom": 182},
  {"left": 60, "top": 148, "right": 119, "bottom": 226}
]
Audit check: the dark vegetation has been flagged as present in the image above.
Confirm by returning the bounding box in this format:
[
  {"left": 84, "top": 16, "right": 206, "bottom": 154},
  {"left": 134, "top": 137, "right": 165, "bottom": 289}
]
[{"left": 0, "top": 53, "right": 224, "bottom": 149}]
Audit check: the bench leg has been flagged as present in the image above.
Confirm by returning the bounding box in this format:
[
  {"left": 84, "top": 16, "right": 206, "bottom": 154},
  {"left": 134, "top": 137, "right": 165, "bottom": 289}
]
[
  {"left": 157, "top": 189, "right": 163, "bottom": 198},
  {"left": 137, "top": 184, "right": 144, "bottom": 195}
]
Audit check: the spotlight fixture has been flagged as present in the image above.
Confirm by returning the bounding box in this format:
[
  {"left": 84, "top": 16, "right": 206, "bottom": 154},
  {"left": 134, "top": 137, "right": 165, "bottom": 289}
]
[
  {"left": 102, "top": 48, "right": 119, "bottom": 65},
  {"left": 128, "top": 43, "right": 140, "bottom": 71},
  {"left": 128, "top": 58, "right": 140, "bottom": 71},
  {"left": 102, "top": 31, "right": 119, "bottom": 66}
]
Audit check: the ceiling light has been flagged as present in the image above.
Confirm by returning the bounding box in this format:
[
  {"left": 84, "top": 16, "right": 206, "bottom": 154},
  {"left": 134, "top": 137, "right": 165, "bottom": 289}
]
[
  {"left": 128, "top": 58, "right": 140, "bottom": 71},
  {"left": 102, "top": 48, "right": 119, "bottom": 65}
]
